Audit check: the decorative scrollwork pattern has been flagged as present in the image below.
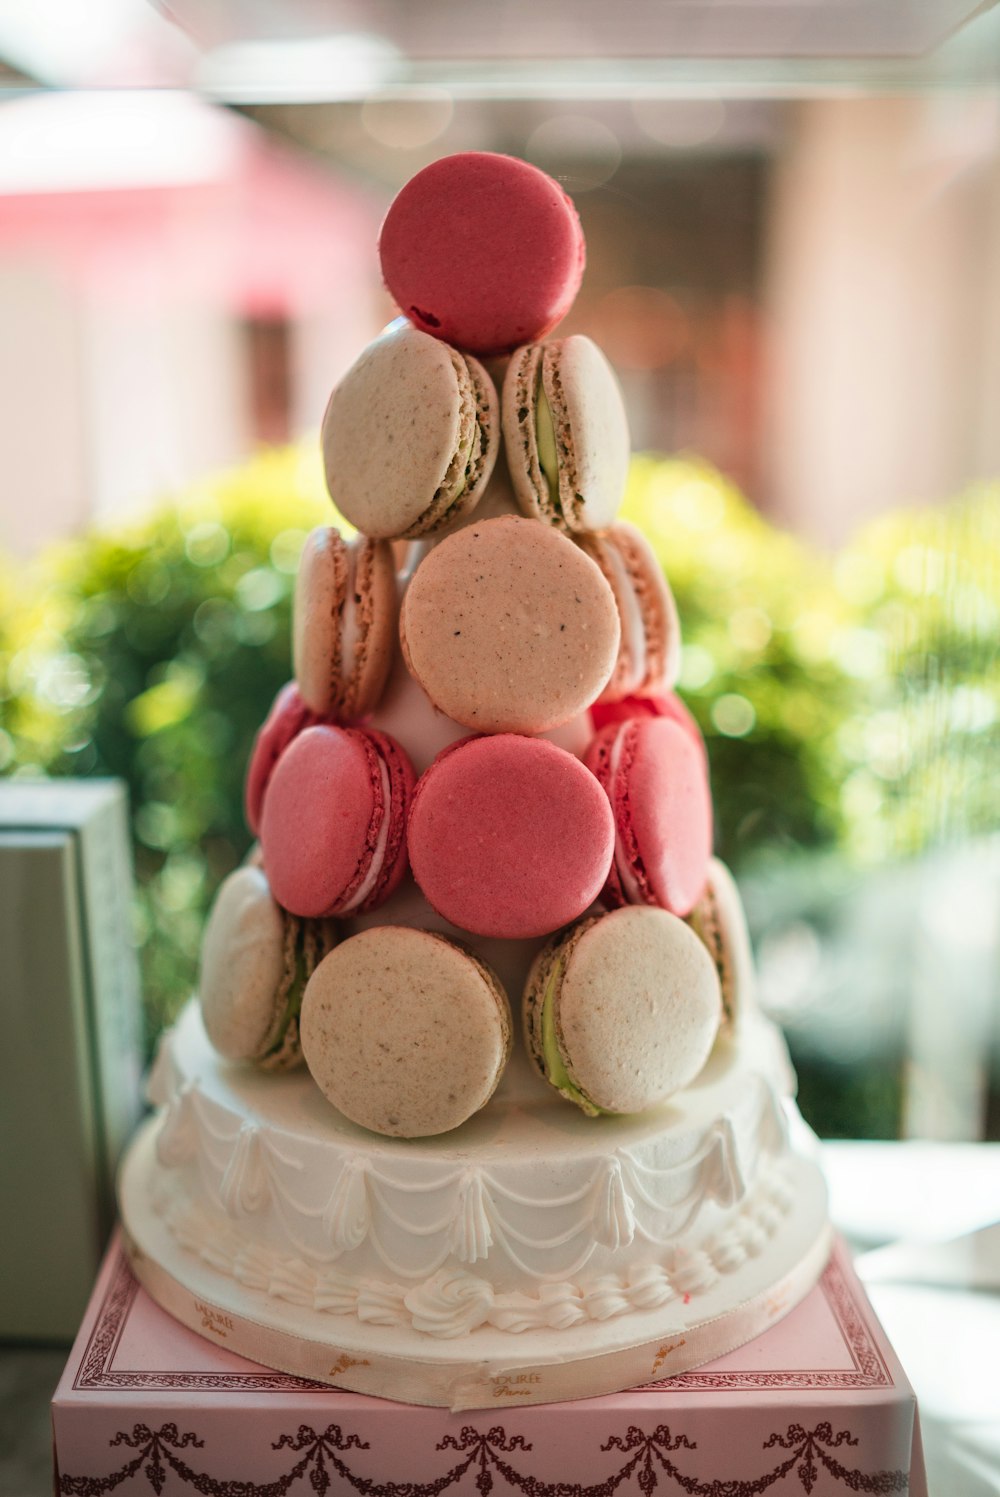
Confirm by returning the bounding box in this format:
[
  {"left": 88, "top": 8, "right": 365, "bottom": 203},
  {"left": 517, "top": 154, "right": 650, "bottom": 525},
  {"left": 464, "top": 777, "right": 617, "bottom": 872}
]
[{"left": 58, "top": 1421, "right": 911, "bottom": 1496}]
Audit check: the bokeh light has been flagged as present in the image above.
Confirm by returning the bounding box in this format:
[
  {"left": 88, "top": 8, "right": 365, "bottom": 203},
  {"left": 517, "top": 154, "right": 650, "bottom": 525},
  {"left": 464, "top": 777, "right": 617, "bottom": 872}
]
[
  {"left": 525, "top": 114, "right": 621, "bottom": 191},
  {"left": 631, "top": 97, "right": 726, "bottom": 149},
  {"left": 589, "top": 285, "right": 689, "bottom": 371},
  {"left": 360, "top": 91, "right": 453, "bottom": 150}
]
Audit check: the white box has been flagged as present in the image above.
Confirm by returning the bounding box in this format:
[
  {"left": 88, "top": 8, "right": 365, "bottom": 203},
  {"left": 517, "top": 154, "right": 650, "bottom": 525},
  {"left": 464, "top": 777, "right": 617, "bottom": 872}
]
[{"left": 0, "top": 779, "right": 143, "bottom": 1340}]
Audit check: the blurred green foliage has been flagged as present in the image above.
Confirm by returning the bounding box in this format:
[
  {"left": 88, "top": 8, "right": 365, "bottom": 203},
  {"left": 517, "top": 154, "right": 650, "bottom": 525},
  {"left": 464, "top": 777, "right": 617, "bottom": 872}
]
[
  {"left": 1, "top": 449, "right": 327, "bottom": 1039},
  {"left": 623, "top": 458, "right": 856, "bottom": 867},
  {"left": 833, "top": 485, "right": 1000, "bottom": 863},
  {"left": 1, "top": 450, "right": 997, "bottom": 1051}
]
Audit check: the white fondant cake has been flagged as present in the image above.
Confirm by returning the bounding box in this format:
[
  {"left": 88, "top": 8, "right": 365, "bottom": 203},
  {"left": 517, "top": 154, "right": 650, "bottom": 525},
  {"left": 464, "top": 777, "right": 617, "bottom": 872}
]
[{"left": 120, "top": 990, "right": 829, "bottom": 1406}]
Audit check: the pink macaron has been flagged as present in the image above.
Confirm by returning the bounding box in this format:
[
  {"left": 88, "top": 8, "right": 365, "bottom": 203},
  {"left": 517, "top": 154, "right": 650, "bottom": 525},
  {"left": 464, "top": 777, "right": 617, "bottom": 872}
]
[
  {"left": 590, "top": 690, "right": 708, "bottom": 768},
  {"left": 378, "top": 152, "right": 586, "bottom": 355},
  {"left": 260, "top": 724, "right": 415, "bottom": 919},
  {"left": 585, "top": 715, "right": 713, "bottom": 918},
  {"left": 407, "top": 734, "right": 614, "bottom": 940},
  {"left": 244, "top": 682, "right": 323, "bottom": 837}
]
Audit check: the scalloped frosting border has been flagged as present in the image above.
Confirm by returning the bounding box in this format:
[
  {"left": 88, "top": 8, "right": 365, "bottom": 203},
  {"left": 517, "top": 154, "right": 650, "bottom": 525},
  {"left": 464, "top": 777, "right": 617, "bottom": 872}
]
[
  {"left": 154, "top": 1158, "right": 795, "bottom": 1339},
  {"left": 151, "top": 1058, "right": 790, "bottom": 1284}
]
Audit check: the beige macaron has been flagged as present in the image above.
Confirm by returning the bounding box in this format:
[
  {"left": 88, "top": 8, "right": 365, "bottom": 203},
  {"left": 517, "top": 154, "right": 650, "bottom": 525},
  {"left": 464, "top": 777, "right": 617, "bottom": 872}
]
[
  {"left": 199, "top": 866, "right": 339, "bottom": 1071},
  {"left": 293, "top": 526, "right": 398, "bottom": 719},
  {"left": 321, "top": 320, "right": 499, "bottom": 540},
  {"left": 399, "top": 513, "right": 620, "bottom": 734},
  {"left": 502, "top": 334, "right": 630, "bottom": 533},
  {"left": 300, "top": 926, "right": 512, "bottom": 1137},
  {"left": 523, "top": 905, "right": 722, "bottom": 1115},
  {"left": 686, "top": 858, "right": 756, "bottom": 1030}
]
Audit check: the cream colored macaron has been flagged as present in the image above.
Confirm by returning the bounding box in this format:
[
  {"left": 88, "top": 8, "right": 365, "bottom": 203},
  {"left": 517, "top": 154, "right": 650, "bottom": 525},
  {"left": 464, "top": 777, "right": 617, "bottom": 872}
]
[
  {"left": 686, "top": 858, "right": 756, "bottom": 1030},
  {"left": 523, "top": 905, "right": 722, "bottom": 1115},
  {"left": 300, "top": 926, "right": 512, "bottom": 1137},
  {"left": 502, "top": 334, "right": 630, "bottom": 533},
  {"left": 199, "top": 866, "right": 338, "bottom": 1070},
  {"left": 321, "top": 320, "right": 499, "bottom": 540}
]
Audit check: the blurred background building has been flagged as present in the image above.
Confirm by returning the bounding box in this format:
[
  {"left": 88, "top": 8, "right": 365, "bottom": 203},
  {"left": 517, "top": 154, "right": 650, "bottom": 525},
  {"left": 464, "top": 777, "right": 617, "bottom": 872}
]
[
  {"left": 4, "top": 1, "right": 1000, "bottom": 554},
  {"left": 1, "top": 0, "right": 998, "bottom": 1144}
]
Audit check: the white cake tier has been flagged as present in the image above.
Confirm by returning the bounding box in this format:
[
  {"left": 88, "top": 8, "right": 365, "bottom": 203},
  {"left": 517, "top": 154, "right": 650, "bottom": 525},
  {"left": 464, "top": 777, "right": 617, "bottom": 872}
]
[{"left": 117, "top": 994, "right": 832, "bottom": 1401}]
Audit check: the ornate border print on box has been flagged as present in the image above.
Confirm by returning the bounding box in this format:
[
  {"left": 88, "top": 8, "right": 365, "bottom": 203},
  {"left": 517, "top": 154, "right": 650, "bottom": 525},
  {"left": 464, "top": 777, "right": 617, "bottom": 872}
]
[{"left": 58, "top": 1417, "right": 909, "bottom": 1496}]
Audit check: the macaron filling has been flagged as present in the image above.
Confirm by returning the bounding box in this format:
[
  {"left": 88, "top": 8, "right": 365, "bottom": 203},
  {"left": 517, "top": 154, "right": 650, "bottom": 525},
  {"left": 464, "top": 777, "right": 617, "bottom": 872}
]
[
  {"left": 260, "top": 916, "right": 339, "bottom": 1070},
  {"left": 687, "top": 884, "right": 730, "bottom": 1021},
  {"left": 333, "top": 541, "right": 362, "bottom": 697},
  {"left": 606, "top": 721, "right": 654, "bottom": 906},
  {"left": 591, "top": 535, "right": 648, "bottom": 699},
  {"left": 538, "top": 954, "right": 608, "bottom": 1118},
  {"left": 337, "top": 750, "right": 392, "bottom": 914},
  {"left": 535, "top": 379, "right": 563, "bottom": 523},
  {"left": 406, "top": 350, "right": 493, "bottom": 538}
]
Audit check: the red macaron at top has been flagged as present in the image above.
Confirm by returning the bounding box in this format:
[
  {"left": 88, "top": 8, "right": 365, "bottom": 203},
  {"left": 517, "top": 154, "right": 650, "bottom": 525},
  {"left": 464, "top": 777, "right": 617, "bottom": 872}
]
[
  {"left": 378, "top": 152, "right": 586, "bottom": 356},
  {"left": 407, "top": 734, "right": 614, "bottom": 941}
]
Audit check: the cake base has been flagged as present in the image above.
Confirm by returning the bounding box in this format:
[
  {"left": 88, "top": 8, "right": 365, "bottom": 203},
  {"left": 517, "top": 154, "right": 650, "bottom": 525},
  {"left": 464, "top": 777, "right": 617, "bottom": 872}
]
[{"left": 119, "top": 1121, "right": 830, "bottom": 1409}]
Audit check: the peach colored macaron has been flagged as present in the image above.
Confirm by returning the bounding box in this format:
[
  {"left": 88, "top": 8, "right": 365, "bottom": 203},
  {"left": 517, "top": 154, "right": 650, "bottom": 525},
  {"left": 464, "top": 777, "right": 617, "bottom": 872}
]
[
  {"left": 581, "top": 522, "right": 681, "bottom": 701},
  {"left": 400, "top": 514, "right": 620, "bottom": 734},
  {"left": 293, "top": 526, "right": 398, "bottom": 720}
]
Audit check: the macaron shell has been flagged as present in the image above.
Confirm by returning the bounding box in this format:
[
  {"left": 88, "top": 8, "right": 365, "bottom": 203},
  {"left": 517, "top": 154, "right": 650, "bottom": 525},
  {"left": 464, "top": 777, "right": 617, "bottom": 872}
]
[
  {"left": 503, "top": 336, "right": 630, "bottom": 533},
  {"left": 400, "top": 514, "right": 620, "bottom": 734},
  {"left": 588, "top": 716, "right": 713, "bottom": 917},
  {"left": 300, "top": 926, "right": 513, "bottom": 1138},
  {"left": 687, "top": 857, "right": 756, "bottom": 1029},
  {"left": 321, "top": 321, "right": 498, "bottom": 540},
  {"left": 555, "top": 906, "right": 722, "bottom": 1114},
  {"left": 259, "top": 725, "right": 384, "bottom": 918},
  {"left": 199, "top": 866, "right": 288, "bottom": 1061},
  {"left": 293, "top": 527, "right": 398, "bottom": 719},
  {"left": 543, "top": 336, "right": 630, "bottom": 532},
  {"left": 588, "top": 523, "right": 682, "bottom": 701},
  {"left": 590, "top": 691, "right": 707, "bottom": 768},
  {"left": 377, "top": 152, "right": 585, "bottom": 355},
  {"left": 348, "top": 875, "right": 546, "bottom": 1063},
  {"left": 360, "top": 728, "right": 416, "bottom": 911},
  {"left": 407, "top": 735, "right": 614, "bottom": 939},
  {"left": 502, "top": 343, "right": 547, "bottom": 524},
  {"left": 244, "top": 682, "right": 318, "bottom": 837}
]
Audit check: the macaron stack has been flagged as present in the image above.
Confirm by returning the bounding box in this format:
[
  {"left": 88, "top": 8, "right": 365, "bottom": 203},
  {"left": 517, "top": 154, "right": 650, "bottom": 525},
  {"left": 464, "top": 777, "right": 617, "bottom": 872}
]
[{"left": 198, "top": 151, "right": 755, "bottom": 1138}]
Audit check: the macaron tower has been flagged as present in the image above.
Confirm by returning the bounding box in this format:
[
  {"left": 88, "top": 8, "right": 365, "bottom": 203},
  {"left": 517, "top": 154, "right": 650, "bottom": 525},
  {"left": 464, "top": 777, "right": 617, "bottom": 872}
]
[
  {"left": 213, "top": 148, "right": 728, "bottom": 1135},
  {"left": 123, "top": 151, "right": 829, "bottom": 1407}
]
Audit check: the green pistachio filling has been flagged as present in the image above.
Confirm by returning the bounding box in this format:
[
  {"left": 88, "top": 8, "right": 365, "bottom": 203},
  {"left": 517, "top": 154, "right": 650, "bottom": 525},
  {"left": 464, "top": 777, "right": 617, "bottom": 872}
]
[
  {"left": 263, "top": 933, "right": 311, "bottom": 1060},
  {"left": 539, "top": 956, "right": 607, "bottom": 1117},
  {"left": 535, "top": 382, "right": 563, "bottom": 518}
]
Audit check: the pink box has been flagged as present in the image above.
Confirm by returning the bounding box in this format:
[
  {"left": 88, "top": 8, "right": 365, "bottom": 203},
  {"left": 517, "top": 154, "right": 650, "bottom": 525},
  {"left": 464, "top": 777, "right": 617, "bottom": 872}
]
[{"left": 53, "top": 1233, "right": 925, "bottom": 1495}]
